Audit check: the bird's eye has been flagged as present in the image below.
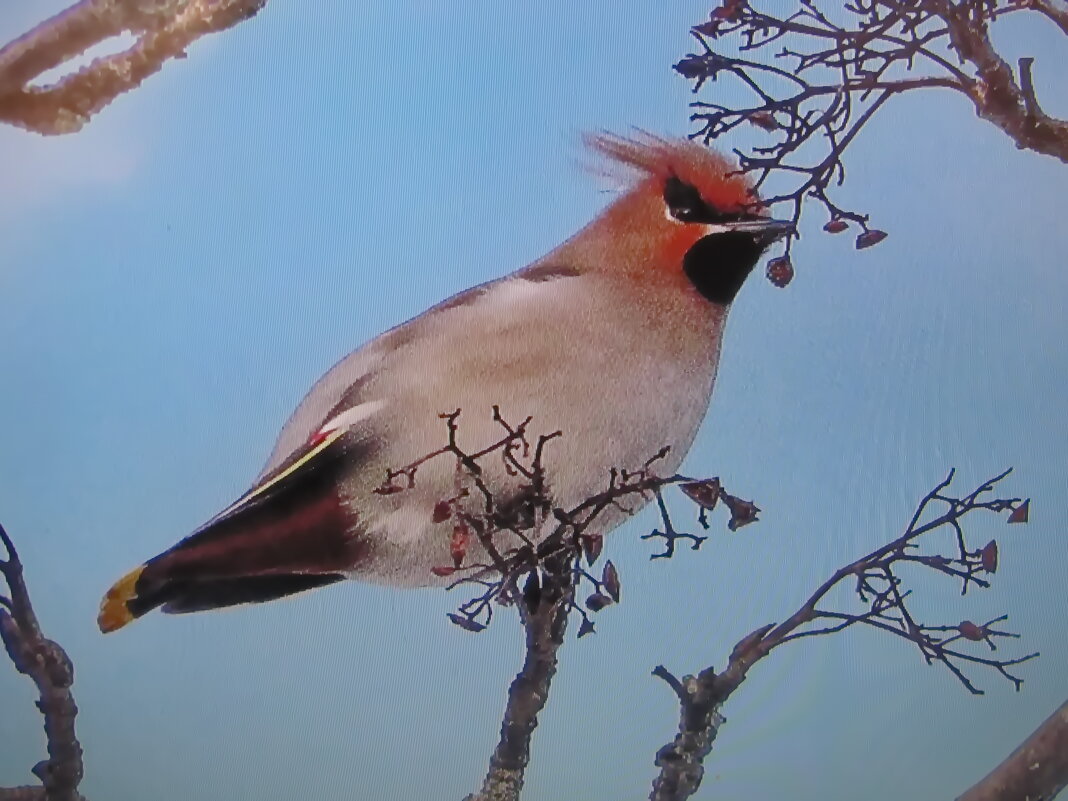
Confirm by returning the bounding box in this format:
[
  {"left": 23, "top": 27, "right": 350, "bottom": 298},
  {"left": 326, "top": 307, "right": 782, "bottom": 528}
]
[{"left": 663, "top": 175, "right": 707, "bottom": 223}]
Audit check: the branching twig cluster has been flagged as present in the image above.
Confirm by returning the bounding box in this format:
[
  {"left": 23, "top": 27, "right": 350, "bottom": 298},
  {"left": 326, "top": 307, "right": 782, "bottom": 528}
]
[
  {"left": 380, "top": 410, "right": 756, "bottom": 801},
  {"left": 0, "top": 525, "right": 84, "bottom": 801},
  {"left": 378, "top": 415, "right": 1042, "bottom": 801},
  {"left": 0, "top": 0, "right": 266, "bottom": 135},
  {"left": 0, "top": 418, "right": 1052, "bottom": 801},
  {"left": 374, "top": 408, "right": 758, "bottom": 642},
  {"left": 676, "top": 0, "right": 1068, "bottom": 284},
  {"left": 649, "top": 468, "right": 1035, "bottom": 801}
]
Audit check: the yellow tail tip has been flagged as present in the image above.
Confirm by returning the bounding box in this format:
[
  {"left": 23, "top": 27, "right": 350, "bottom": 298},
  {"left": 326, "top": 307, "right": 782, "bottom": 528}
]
[{"left": 97, "top": 565, "right": 144, "bottom": 633}]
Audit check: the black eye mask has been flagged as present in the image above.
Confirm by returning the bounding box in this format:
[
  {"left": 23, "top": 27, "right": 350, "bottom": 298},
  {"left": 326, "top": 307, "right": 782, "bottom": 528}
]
[{"left": 663, "top": 175, "right": 747, "bottom": 225}]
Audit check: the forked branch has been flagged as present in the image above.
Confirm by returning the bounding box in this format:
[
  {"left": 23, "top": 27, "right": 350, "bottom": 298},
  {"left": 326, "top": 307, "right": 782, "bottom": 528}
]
[
  {"left": 649, "top": 468, "right": 1036, "bottom": 800},
  {"left": 676, "top": 0, "right": 1068, "bottom": 283}
]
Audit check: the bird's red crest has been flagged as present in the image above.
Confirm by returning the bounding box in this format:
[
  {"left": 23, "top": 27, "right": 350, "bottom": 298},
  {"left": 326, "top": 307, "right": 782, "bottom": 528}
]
[{"left": 586, "top": 132, "right": 757, "bottom": 214}]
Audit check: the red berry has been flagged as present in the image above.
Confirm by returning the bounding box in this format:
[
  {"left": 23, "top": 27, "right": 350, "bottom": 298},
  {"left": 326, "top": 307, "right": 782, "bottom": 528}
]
[
  {"left": 748, "top": 111, "right": 778, "bottom": 131},
  {"left": 586, "top": 593, "right": 613, "bottom": 612},
  {"left": 980, "top": 540, "right": 998, "bottom": 573},
  {"left": 602, "top": 561, "right": 621, "bottom": 603},
  {"left": 855, "top": 229, "right": 888, "bottom": 249},
  {"left": 1008, "top": 499, "right": 1029, "bottom": 524},
  {"left": 432, "top": 500, "right": 452, "bottom": 523},
  {"left": 680, "top": 479, "right": 722, "bottom": 510},
  {"left": 450, "top": 522, "right": 469, "bottom": 568},
  {"left": 765, "top": 256, "right": 793, "bottom": 288},
  {"left": 823, "top": 219, "right": 848, "bottom": 234},
  {"left": 958, "top": 621, "right": 986, "bottom": 641},
  {"left": 581, "top": 534, "right": 604, "bottom": 565}
]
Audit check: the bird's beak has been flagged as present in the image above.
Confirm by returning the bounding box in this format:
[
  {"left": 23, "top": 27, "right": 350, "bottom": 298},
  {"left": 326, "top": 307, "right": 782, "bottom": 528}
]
[{"left": 710, "top": 218, "right": 795, "bottom": 246}]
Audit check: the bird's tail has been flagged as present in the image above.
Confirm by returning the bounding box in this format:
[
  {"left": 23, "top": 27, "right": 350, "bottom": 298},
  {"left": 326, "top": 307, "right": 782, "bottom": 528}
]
[
  {"left": 98, "top": 562, "right": 344, "bottom": 633},
  {"left": 98, "top": 433, "right": 365, "bottom": 633}
]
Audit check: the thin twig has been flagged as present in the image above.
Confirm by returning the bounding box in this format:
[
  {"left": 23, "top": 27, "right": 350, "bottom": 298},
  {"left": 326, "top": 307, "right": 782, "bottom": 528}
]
[{"left": 648, "top": 469, "right": 1036, "bottom": 800}]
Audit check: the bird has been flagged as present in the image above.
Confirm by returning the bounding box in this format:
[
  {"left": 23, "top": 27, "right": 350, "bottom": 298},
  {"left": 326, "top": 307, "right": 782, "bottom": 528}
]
[{"left": 98, "top": 133, "right": 791, "bottom": 633}]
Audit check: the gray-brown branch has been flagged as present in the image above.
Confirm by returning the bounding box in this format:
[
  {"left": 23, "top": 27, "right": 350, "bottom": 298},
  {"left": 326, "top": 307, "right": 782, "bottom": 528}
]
[
  {"left": 935, "top": 0, "right": 1068, "bottom": 163},
  {"left": 0, "top": 524, "right": 85, "bottom": 801},
  {"left": 956, "top": 696, "right": 1068, "bottom": 801},
  {"left": 0, "top": 0, "right": 266, "bottom": 135},
  {"left": 648, "top": 469, "right": 1035, "bottom": 801},
  {"left": 464, "top": 556, "right": 573, "bottom": 801},
  {"left": 679, "top": 0, "right": 1068, "bottom": 269}
]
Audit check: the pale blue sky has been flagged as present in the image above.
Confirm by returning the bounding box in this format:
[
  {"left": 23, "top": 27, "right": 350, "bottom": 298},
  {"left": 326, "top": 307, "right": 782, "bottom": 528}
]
[{"left": 1, "top": 3, "right": 1066, "bottom": 800}]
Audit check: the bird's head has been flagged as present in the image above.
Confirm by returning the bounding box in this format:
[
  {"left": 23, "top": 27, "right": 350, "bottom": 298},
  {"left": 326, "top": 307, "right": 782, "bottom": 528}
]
[{"left": 577, "top": 133, "right": 792, "bottom": 305}]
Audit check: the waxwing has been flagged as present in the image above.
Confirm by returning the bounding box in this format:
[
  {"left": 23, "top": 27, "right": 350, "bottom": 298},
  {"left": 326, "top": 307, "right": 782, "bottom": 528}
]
[{"left": 99, "top": 134, "right": 791, "bottom": 632}]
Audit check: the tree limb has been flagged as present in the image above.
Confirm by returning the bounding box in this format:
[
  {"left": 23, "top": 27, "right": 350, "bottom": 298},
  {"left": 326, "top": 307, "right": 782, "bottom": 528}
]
[
  {"left": 956, "top": 696, "right": 1068, "bottom": 801},
  {"left": 648, "top": 469, "right": 1036, "bottom": 801},
  {"left": 0, "top": 0, "right": 266, "bottom": 135},
  {"left": 463, "top": 554, "right": 573, "bottom": 801},
  {"left": 0, "top": 524, "right": 85, "bottom": 801},
  {"left": 677, "top": 0, "right": 1068, "bottom": 282},
  {"left": 934, "top": 0, "right": 1068, "bottom": 163}
]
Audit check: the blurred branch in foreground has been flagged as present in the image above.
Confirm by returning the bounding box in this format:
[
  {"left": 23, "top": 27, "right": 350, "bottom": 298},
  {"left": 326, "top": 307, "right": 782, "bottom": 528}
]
[
  {"left": 957, "top": 696, "right": 1068, "bottom": 801},
  {"left": 0, "top": 0, "right": 266, "bottom": 135}
]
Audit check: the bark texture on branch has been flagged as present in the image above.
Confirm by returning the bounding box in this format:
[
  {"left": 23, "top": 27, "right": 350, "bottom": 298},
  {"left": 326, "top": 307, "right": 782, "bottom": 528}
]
[
  {"left": 0, "top": 525, "right": 84, "bottom": 801},
  {"left": 936, "top": 0, "right": 1068, "bottom": 164},
  {"left": 464, "top": 557, "right": 573, "bottom": 801},
  {"left": 956, "top": 697, "right": 1068, "bottom": 801},
  {"left": 0, "top": 0, "right": 266, "bottom": 135}
]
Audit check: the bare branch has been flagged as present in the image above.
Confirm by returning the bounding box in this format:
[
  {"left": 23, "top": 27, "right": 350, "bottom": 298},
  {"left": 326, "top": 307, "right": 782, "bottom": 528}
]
[
  {"left": 934, "top": 0, "right": 1068, "bottom": 162},
  {"left": 0, "top": 0, "right": 266, "bottom": 135},
  {"left": 1033, "top": 0, "right": 1068, "bottom": 36},
  {"left": 463, "top": 553, "right": 574, "bottom": 801},
  {"left": 0, "top": 524, "right": 85, "bottom": 801},
  {"left": 956, "top": 696, "right": 1068, "bottom": 801},
  {"left": 648, "top": 469, "right": 1037, "bottom": 800},
  {"left": 677, "top": 0, "right": 1068, "bottom": 282}
]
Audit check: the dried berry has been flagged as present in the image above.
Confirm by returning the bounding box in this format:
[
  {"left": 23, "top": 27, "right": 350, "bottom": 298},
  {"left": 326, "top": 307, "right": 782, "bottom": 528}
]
[
  {"left": 447, "top": 613, "right": 486, "bottom": 633},
  {"left": 855, "top": 229, "right": 888, "bottom": 249},
  {"left": 723, "top": 494, "right": 760, "bottom": 531},
  {"left": 980, "top": 540, "right": 998, "bottom": 574},
  {"left": 748, "top": 111, "right": 779, "bottom": 131},
  {"left": 581, "top": 534, "right": 604, "bottom": 565},
  {"left": 823, "top": 219, "right": 849, "bottom": 234},
  {"left": 674, "top": 56, "right": 709, "bottom": 79},
  {"left": 586, "top": 593, "right": 614, "bottom": 612},
  {"left": 450, "top": 522, "right": 470, "bottom": 568},
  {"left": 766, "top": 256, "right": 794, "bottom": 288},
  {"left": 602, "top": 561, "right": 621, "bottom": 603},
  {"left": 958, "top": 621, "right": 986, "bottom": 641},
  {"left": 1008, "top": 499, "right": 1029, "bottom": 524},
  {"left": 432, "top": 500, "right": 452, "bottom": 523},
  {"left": 680, "top": 478, "right": 722, "bottom": 510}
]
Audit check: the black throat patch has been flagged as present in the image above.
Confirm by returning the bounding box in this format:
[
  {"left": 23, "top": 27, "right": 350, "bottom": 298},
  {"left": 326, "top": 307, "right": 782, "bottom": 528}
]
[{"left": 683, "top": 231, "right": 765, "bottom": 306}]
